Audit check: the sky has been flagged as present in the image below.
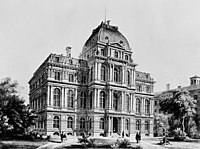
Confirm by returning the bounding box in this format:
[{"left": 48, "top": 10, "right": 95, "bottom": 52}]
[{"left": 1, "top": 0, "right": 200, "bottom": 103}]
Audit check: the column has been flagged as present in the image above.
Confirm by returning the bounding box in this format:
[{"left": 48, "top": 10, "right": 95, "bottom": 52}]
[
  {"left": 112, "top": 64, "right": 114, "bottom": 82},
  {"left": 95, "top": 62, "right": 98, "bottom": 80},
  {"left": 109, "top": 64, "right": 112, "bottom": 81},
  {"left": 47, "top": 85, "right": 50, "bottom": 106},
  {"left": 130, "top": 93, "right": 132, "bottom": 112},
  {"left": 94, "top": 88, "right": 96, "bottom": 109},
  {"left": 123, "top": 66, "right": 125, "bottom": 84},
  {"left": 96, "top": 89, "right": 99, "bottom": 108},
  {"left": 109, "top": 90, "right": 112, "bottom": 109},
  {"left": 74, "top": 88, "right": 77, "bottom": 110},
  {"left": 51, "top": 87, "right": 54, "bottom": 106},
  {"left": 61, "top": 87, "right": 64, "bottom": 107},
  {"left": 74, "top": 115, "right": 77, "bottom": 136},
  {"left": 132, "top": 94, "right": 135, "bottom": 113},
  {"left": 132, "top": 69, "right": 135, "bottom": 86},
  {"left": 98, "top": 63, "right": 101, "bottom": 80},
  {"left": 121, "top": 91, "right": 125, "bottom": 111}
]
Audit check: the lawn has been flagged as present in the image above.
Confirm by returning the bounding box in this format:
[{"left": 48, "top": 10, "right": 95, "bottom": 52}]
[
  {"left": 0, "top": 140, "right": 48, "bottom": 149},
  {"left": 143, "top": 137, "right": 200, "bottom": 149}
]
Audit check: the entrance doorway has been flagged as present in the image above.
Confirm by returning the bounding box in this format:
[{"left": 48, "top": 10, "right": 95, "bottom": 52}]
[{"left": 113, "top": 117, "right": 118, "bottom": 133}]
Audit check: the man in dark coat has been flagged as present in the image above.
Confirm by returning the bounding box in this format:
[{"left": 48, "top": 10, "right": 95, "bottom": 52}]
[{"left": 135, "top": 132, "right": 140, "bottom": 143}]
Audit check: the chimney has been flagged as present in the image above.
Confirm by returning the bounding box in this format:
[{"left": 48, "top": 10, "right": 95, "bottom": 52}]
[
  {"left": 66, "top": 46, "right": 71, "bottom": 58},
  {"left": 166, "top": 84, "right": 170, "bottom": 91}
]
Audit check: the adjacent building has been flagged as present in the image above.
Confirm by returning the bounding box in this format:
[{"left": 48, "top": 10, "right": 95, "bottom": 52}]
[
  {"left": 29, "top": 21, "right": 155, "bottom": 137},
  {"left": 154, "top": 76, "right": 200, "bottom": 115}
]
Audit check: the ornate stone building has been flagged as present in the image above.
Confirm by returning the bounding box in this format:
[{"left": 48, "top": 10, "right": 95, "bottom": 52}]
[{"left": 29, "top": 21, "right": 155, "bottom": 137}]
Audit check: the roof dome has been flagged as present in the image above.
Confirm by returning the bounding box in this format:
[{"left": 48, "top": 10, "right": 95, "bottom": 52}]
[{"left": 81, "top": 21, "right": 131, "bottom": 55}]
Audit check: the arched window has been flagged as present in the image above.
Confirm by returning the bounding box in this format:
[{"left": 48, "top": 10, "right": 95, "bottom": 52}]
[
  {"left": 145, "top": 99, "right": 150, "bottom": 114},
  {"left": 53, "top": 88, "right": 60, "bottom": 107},
  {"left": 126, "top": 95, "right": 130, "bottom": 111},
  {"left": 113, "top": 93, "right": 119, "bottom": 110},
  {"left": 69, "top": 74, "right": 74, "bottom": 82},
  {"left": 80, "top": 92, "right": 86, "bottom": 109},
  {"left": 90, "top": 67, "right": 93, "bottom": 82},
  {"left": 100, "top": 91, "right": 106, "bottom": 109},
  {"left": 67, "top": 117, "right": 73, "bottom": 128},
  {"left": 99, "top": 118, "right": 104, "bottom": 129},
  {"left": 125, "top": 119, "right": 129, "bottom": 130},
  {"left": 80, "top": 117, "right": 85, "bottom": 129},
  {"left": 114, "top": 68, "right": 120, "bottom": 83},
  {"left": 127, "top": 70, "right": 131, "bottom": 85},
  {"left": 145, "top": 121, "right": 149, "bottom": 131},
  {"left": 136, "top": 120, "right": 141, "bottom": 131},
  {"left": 136, "top": 98, "right": 141, "bottom": 113},
  {"left": 101, "top": 65, "right": 106, "bottom": 81},
  {"left": 55, "top": 71, "right": 60, "bottom": 80},
  {"left": 67, "top": 90, "right": 74, "bottom": 108},
  {"left": 53, "top": 116, "right": 60, "bottom": 128}
]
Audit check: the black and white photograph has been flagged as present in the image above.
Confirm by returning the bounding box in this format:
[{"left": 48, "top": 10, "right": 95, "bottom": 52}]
[{"left": 0, "top": 0, "right": 200, "bottom": 148}]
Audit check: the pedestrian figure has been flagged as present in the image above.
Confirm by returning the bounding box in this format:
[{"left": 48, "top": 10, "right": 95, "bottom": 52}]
[
  {"left": 61, "top": 131, "right": 64, "bottom": 142},
  {"left": 135, "top": 132, "right": 140, "bottom": 143},
  {"left": 122, "top": 131, "right": 124, "bottom": 138},
  {"left": 138, "top": 133, "right": 141, "bottom": 143}
]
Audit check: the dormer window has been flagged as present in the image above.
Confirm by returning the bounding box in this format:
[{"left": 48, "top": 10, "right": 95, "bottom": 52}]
[
  {"left": 55, "top": 71, "right": 61, "bottom": 80},
  {"left": 55, "top": 57, "right": 59, "bottom": 62},
  {"left": 115, "top": 51, "right": 118, "bottom": 58},
  {"left": 120, "top": 40, "right": 123, "bottom": 45},
  {"left": 69, "top": 59, "right": 73, "bottom": 64},
  {"left": 125, "top": 55, "right": 128, "bottom": 61}
]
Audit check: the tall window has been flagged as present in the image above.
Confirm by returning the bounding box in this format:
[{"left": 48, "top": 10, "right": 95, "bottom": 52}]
[
  {"left": 80, "top": 91, "right": 86, "bottom": 109},
  {"left": 113, "top": 93, "right": 119, "bottom": 110},
  {"left": 125, "top": 95, "right": 130, "bottom": 111},
  {"left": 55, "top": 71, "right": 60, "bottom": 80},
  {"left": 69, "top": 74, "right": 74, "bottom": 82},
  {"left": 137, "top": 84, "right": 142, "bottom": 92},
  {"left": 136, "top": 98, "right": 141, "bottom": 113},
  {"left": 115, "top": 51, "right": 118, "bottom": 58},
  {"left": 89, "top": 118, "right": 92, "bottom": 130},
  {"left": 100, "top": 91, "right": 106, "bottom": 109},
  {"left": 101, "top": 65, "right": 106, "bottom": 81},
  {"left": 136, "top": 120, "right": 141, "bottom": 131},
  {"left": 145, "top": 121, "right": 149, "bottom": 131},
  {"left": 127, "top": 70, "right": 130, "bottom": 85},
  {"left": 53, "top": 88, "right": 60, "bottom": 107},
  {"left": 145, "top": 99, "right": 150, "bottom": 114},
  {"left": 99, "top": 118, "right": 104, "bottom": 129},
  {"left": 67, "top": 117, "right": 73, "bottom": 128},
  {"left": 81, "top": 75, "right": 86, "bottom": 84},
  {"left": 53, "top": 116, "right": 60, "bottom": 128},
  {"left": 101, "top": 49, "right": 105, "bottom": 56},
  {"left": 90, "top": 67, "right": 93, "bottom": 82},
  {"left": 67, "top": 90, "right": 74, "bottom": 108},
  {"left": 125, "top": 119, "right": 129, "bottom": 130},
  {"left": 114, "top": 68, "right": 120, "bottom": 83},
  {"left": 125, "top": 55, "right": 128, "bottom": 60},
  {"left": 80, "top": 117, "right": 85, "bottom": 129},
  {"left": 89, "top": 92, "right": 93, "bottom": 109}
]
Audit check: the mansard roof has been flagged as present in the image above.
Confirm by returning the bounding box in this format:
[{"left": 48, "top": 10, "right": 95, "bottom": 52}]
[{"left": 81, "top": 21, "right": 131, "bottom": 54}]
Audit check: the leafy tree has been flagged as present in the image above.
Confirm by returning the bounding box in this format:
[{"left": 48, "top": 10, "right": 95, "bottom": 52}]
[
  {"left": 154, "top": 113, "right": 169, "bottom": 136},
  {"left": 0, "top": 77, "right": 37, "bottom": 136},
  {"left": 160, "top": 89, "right": 197, "bottom": 137}
]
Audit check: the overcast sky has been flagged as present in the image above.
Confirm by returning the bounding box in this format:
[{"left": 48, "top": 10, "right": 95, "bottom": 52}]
[{"left": 1, "top": 0, "right": 200, "bottom": 103}]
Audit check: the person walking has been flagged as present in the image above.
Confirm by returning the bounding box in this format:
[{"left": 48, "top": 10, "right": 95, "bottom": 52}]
[
  {"left": 135, "top": 132, "right": 140, "bottom": 143},
  {"left": 61, "top": 131, "right": 64, "bottom": 142}
]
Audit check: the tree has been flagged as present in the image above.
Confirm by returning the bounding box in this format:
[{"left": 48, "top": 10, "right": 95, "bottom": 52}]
[
  {"left": 160, "top": 89, "right": 197, "bottom": 137},
  {"left": 154, "top": 113, "right": 169, "bottom": 136},
  {"left": 0, "top": 77, "right": 37, "bottom": 136}
]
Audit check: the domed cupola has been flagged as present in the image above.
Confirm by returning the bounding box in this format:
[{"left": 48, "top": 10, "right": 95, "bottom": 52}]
[{"left": 80, "top": 21, "right": 131, "bottom": 57}]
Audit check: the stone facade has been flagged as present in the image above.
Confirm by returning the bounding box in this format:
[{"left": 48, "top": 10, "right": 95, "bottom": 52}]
[{"left": 29, "top": 21, "right": 155, "bottom": 137}]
